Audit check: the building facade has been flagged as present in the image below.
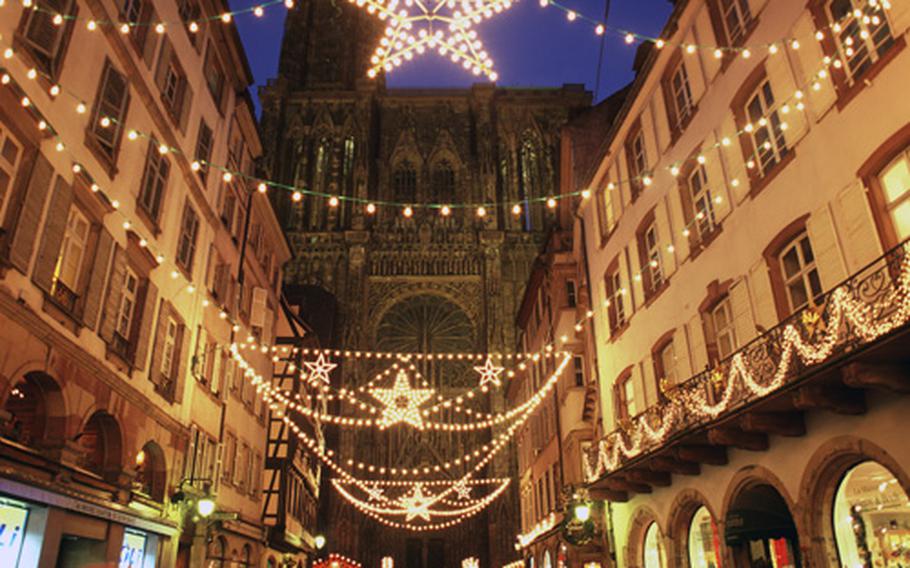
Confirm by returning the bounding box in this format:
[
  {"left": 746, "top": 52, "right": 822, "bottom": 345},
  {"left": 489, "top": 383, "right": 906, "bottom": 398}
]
[
  {"left": 575, "top": 0, "right": 910, "bottom": 567},
  {"left": 0, "top": 0, "right": 295, "bottom": 564},
  {"left": 258, "top": 0, "right": 591, "bottom": 565}
]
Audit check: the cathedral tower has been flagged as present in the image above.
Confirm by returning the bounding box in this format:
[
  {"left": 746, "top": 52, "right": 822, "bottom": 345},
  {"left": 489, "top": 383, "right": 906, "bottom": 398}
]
[{"left": 261, "top": 3, "right": 591, "bottom": 564}]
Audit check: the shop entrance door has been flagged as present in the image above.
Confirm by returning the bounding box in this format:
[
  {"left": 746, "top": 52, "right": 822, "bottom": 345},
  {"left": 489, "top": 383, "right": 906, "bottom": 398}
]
[{"left": 724, "top": 484, "right": 801, "bottom": 568}]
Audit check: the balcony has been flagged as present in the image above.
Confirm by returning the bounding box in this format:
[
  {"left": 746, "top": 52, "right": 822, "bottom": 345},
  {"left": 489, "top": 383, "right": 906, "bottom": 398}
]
[{"left": 584, "top": 242, "right": 910, "bottom": 499}]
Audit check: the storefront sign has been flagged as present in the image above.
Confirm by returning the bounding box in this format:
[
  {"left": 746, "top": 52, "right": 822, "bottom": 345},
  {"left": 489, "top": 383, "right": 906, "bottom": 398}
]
[
  {"left": 0, "top": 501, "right": 29, "bottom": 567},
  {"left": 120, "top": 528, "right": 148, "bottom": 568}
]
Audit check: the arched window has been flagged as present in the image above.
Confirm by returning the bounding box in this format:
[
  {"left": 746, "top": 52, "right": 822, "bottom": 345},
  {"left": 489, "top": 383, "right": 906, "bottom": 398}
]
[
  {"left": 207, "top": 536, "right": 227, "bottom": 568},
  {"left": 834, "top": 461, "right": 910, "bottom": 567},
  {"left": 312, "top": 137, "right": 332, "bottom": 194},
  {"left": 342, "top": 136, "right": 355, "bottom": 194},
  {"left": 431, "top": 161, "right": 456, "bottom": 204},
  {"left": 688, "top": 506, "right": 722, "bottom": 567},
  {"left": 79, "top": 411, "right": 123, "bottom": 481},
  {"left": 2, "top": 373, "right": 65, "bottom": 447},
  {"left": 643, "top": 522, "right": 665, "bottom": 568},
  {"left": 393, "top": 161, "right": 417, "bottom": 204},
  {"left": 134, "top": 441, "right": 167, "bottom": 502},
  {"left": 520, "top": 138, "right": 540, "bottom": 203}
]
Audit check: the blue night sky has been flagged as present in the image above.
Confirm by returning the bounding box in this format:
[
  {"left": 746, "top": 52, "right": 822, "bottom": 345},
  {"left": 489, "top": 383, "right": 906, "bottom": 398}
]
[{"left": 230, "top": 0, "right": 673, "bottom": 108}]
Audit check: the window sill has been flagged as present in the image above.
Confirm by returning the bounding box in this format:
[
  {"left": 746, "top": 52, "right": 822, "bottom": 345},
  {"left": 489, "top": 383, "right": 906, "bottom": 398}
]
[
  {"left": 689, "top": 224, "right": 724, "bottom": 261},
  {"left": 41, "top": 291, "right": 82, "bottom": 336},
  {"left": 83, "top": 131, "right": 121, "bottom": 180},
  {"left": 608, "top": 320, "right": 631, "bottom": 343},
  {"left": 104, "top": 343, "right": 135, "bottom": 376},
  {"left": 643, "top": 279, "right": 670, "bottom": 308},
  {"left": 748, "top": 149, "right": 797, "bottom": 200},
  {"left": 834, "top": 36, "right": 906, "bottom": 113},
  {"left": 135, "top": 206, "right": 162, "bottom": 239}
]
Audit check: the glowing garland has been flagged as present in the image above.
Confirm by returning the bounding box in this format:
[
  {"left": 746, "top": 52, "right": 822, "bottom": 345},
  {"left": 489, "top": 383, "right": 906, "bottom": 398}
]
[
  {"left": 0, "top": 25, "right": 863, "bottom": 220},
  {"left": 515, "top": 512, "right": 558, "bottom": 549},
  {"left": 584, "top": 247, "right": 910, "bottom": 483}
]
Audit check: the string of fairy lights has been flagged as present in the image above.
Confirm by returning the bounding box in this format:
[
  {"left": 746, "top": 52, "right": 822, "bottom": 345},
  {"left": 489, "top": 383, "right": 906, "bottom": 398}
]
[{"left": 584, "top": 250, "right": 910, "bottom": 483}]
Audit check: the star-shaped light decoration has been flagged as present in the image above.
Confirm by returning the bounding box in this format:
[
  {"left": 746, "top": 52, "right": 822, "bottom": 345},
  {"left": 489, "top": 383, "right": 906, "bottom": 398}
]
[
  {"left": 350, "top": 0, "right": 514, "bottom": 80},
  {"left": 452, "top": 480, "right": 472, "bottom": 500},
  {"left": 370, "top": 369, "right": 435, "bottom": 429},
  {"left": 400, "top": 483, "right": 433, "bottom": 521},
  {"left": 474, "top": 357, "right": 505, "bottom": 388},
  {"left": 304, "top": 353, "right": 338, "bottom": 385},
  {"left": 366, "top": 483, "right": 385, "bottom": 502}
]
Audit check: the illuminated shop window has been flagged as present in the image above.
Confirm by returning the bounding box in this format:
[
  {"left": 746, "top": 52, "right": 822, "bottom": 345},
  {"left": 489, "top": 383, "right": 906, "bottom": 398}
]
[
  {"left": 688, "top": 506, "right": 723, "bottom": 568},
  {"left": 834, "top": 461, "right": 910, "bottom": 568},
  {"left": 643, "top": 522, "right": 666, "bottom": 568}
]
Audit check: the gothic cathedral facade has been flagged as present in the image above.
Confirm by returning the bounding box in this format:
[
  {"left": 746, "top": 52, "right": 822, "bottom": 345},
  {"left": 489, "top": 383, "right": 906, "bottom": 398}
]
[{"left": 259, "top": 0, "right": 590, "bottom": 564}]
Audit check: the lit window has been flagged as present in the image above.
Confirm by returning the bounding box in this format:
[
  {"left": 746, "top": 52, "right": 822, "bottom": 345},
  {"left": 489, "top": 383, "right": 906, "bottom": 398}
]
[
  {"left": 827, "top": 0, "right": 894, "bottom": 81},
  {"left": 688, "top": 165, "right": 717, "bottom": 239},
  {"left": 160, "top": 317, "right": 178, "bottom": 378},
  {"left": 115, "top": 268, "right": 139, "bottom": 341},
  {"left": 688, "top": 506, "right": 722, "bottom": 568},
  {"left": 834, "top": 461, "right": 910, "bottom": 568},
  {"left": 779, "top": 232, "right": 823, "bottom": 313},
  {"left": 658, "top": 340, "right": 677, "bottom": 385},
  {"left": 52, "top": 207, "right": 90, "bottom": 307},
  {"left": 644, "top": 220, "right": 664, "bottom": 292},
  {"left": 745, "top": 80, "right": 788, "bottom": 176},
  {"left": 878, "top": 148, "right": 910, "bottom": 243},
  {"left": 643, "top": 522, "right": 665, "bottom": 568},
  {"left": 711, "top": 298, "right": 737, "bottom": 360}
]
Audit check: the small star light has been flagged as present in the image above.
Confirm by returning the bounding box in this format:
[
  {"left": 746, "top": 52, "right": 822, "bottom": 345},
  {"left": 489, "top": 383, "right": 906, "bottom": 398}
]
[
  {"left": 453, "top": 480, "right": 472, "bottom": 500},
  {"left": 366, "top": 483, "right": 385, "bottom": 502},
  {"left": 304, "top": 353, "right": 338, "bottom": 385},
  {"left": 356, "top": 0, "right": 511, "bottom": 81},
  {"left": 370, "top": 369, "right": 435, "bottom": 429},
  {"left": 400, "top": 483, "right": 433, "bottom": 521},
  {"left": 474, "top": 357, "right": 504, "bottom": 387}
]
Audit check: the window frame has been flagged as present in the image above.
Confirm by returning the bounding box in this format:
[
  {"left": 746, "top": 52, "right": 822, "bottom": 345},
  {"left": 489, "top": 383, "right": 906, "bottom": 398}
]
[
  {"left": 613, "top": 366, "right": 637, "bottom": 421},
  {"left": 604, "top": 258, "right": 627, "bottom": 337},
  {"left": 137, "top": 139, "right": 170, "bottom": 229},
  {"left": 625, "top": 121, "right": 648, "bottom": 201},
  {"left": 176, "top": 201, "right": 200, "bottom": 276},
  {"left": 87, "top": 59, "right": 130, "bottom": 173},
  {"left": 637, "top": 210, "right": 666, "bottom": 301},
  {"left": 15, "top": 0, "right": 78, "bottom": 80}
]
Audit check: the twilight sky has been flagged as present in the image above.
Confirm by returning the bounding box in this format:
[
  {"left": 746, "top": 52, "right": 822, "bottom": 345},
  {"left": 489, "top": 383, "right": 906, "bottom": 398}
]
[{"left": 230, "top": 0, "right": 673, "bottom": 108}]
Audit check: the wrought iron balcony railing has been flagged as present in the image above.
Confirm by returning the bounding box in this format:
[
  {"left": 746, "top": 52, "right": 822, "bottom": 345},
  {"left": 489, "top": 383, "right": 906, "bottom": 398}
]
[{"left": 584, "top": 241, "right": 910, "bottom": 483}]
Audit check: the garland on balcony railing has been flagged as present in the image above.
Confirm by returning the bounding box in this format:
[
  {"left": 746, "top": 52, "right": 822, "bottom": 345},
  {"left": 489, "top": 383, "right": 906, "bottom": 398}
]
[{"left": 584, "top": 243, "right": 910, "bottom": 483}]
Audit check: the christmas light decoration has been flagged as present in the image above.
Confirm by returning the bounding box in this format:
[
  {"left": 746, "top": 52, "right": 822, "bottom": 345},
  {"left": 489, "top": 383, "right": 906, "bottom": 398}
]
[
  {"left": 473, "top": 357, "right": 505, "bottom": 388},
  {"left": 585, "top": 247, "right": 910, "bottom": 483},
  {"left": 303, "top": 352, "right": 338, "bottom": 385},
  {"left": 400, "top": 483, "right": 433, "bottom": 521},
  {"left": 516, "top": 512, "right": 558, "bottom": 548},
  {"left": 369, "top": 368, "right": 435, "bottom": 429}
]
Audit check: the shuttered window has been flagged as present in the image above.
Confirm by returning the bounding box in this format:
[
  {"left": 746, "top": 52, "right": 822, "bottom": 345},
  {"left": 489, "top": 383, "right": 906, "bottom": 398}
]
[
  {"left": 203, "top": 42, "right": 226, "bottom": 108},
  {"left": 176, "top": 202, "right": 199, "bottom": 274},
  {"left": 711, "top": 298, "right": 737, "bottom": 359},
  {"left": 744, "top": 80, "right": 788, "bottom": 176},
  {"left": 194, "top": 120, "right": 213, "bottom": 182},
  {"left": 827, "top": 0, "right": 894, "bottom": 81},
  {"left": 643, "top": 219, "right": 664, "bottom": 293},
  {"left": 717, "top": 0, "right": 752, "bottom": 46},
  {"left": 160, "top": 317, "right": 178, "bottom": 378},
  {"left": 0, "top": 126, "right": 23, "bottom": 222},
  {"left": 115, "top": 268, "right": 139, "bottom": 341},
  {"left": 155, "top": 40, "right": 192, "bottom": 130},
  {"left": 779, "top": 232, "right": 823, "bottom": 313},
  {"left": 138, "top": 140, "right": 169, "bottom": 223},
  {"left": 52, "top": 206, "right": 89, "bottom": 307},
  {"left": 18, "top": 0, "right": 76, "bottom": 78},
  {"left": 688, "top": 165, "right": 717, "bottom": 239},
  {"left": 605, "top": 264, "right": 626, "bottom": 334},
  {"left": 670, "top": 61, "right": 694, "bottom": 129},
  {"left": 89, "top": 61, "right": 130, "bottom": 165}
]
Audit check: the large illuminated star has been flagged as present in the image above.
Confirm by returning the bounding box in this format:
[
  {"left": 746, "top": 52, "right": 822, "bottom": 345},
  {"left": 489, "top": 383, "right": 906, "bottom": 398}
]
[
  {"left": 474, "top": 357, "right": 505, "bottom": 388},
  {"left": 370, "top": 369, "right": 435, "bottom": 429},
  {"left": 400, "top": 483, "right": 433, "bottom": 521},
  {"left": 349, "top": 0, "right": 514, "bottom": 80},
  {"left": 304, "top": 353, "right": 337, "bottom": 385}
]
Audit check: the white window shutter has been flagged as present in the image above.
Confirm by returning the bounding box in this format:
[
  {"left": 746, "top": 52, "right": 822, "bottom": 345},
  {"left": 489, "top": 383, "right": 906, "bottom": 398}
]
[
  {"left": 833, "top": 181, "right": 883, "bottom": 273},
  {"left": 673, "top": 326, "right": 691, "bottom": 381},
  {"left": 791, "top": 13, "right": 836, "bottom": 118},
  {"left": 729, "top": 278, "right": 756, "bottom": 348},
  {"left": 250, "top": 286, "right": 268, "bottom": 328},
  {"left": 806, "top": 204, "right": 849, "bottom": 290},
  {"left": 656, "top": 199, "right": 678, "bottom": 277},
  {"left": 687, "top": 314, "right": 708, "bottom": 374},
  {"left": 720, "top": 113, "right": 750, "bottom": 205},
  {"left": 748, "top": 260, "right": 778, "bottom": 331},
  {"left": 764, "top": 52, "right": 809, "bottom": 146}
]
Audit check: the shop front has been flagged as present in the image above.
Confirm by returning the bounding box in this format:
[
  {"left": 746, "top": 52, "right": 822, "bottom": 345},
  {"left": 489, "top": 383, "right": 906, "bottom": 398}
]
[{"left": 0, "top": 477, "right": 178, "bottom": 567}]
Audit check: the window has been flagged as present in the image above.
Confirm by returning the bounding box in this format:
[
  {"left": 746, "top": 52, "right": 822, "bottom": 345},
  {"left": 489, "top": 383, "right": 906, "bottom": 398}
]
[
  {"left": 615, "top": 369, "right": 637, "bottom": 420},
  {"left": 779, "top": 232, "right": 822, "bottom": 313},
  {"left": 121, "top": 0, "right": 152, "bottom": 54},
  {"left": 714, "top": 0, "right": 753, "bottom": 46},
  {"left": 605, "top": 263, "right": 626, "bottom": 335},
  {"left": 52, "top": 207, "right": 89, "bottom": 310},
  {"left": 745, "top": 80, "right": 788, "bottom": 177},
  {"left": 572, "top": 355, "right": 585, "bottom": 387},
  {"left": 393, "top": 161, "right": 417, "bottom": 203},
  {"left": 18, "top": 0, "right": 76, "bottom": 77},
  {"left": 833, "top": 461, "right": 910, "bottom": 568},
  {"left": 89, "top": 61, "right": 130, "bottom": 165},
  {"left": 687, "top": 165, "right": 717, "bottom": 240},
  {"left": 194, "top": 120, "right": 213, "bottom": 182},
  {"left": 114, "top": 267, "right": 139, "bottom": 345},
  {"left": 432, "top": 161, "right": 456, "bottom": 203},
  {"left": 663, "top": 54, "right": 696, "bottom": 137},
  {"left": 656, "top": 340, "right": 678, "bottom": 386},
  {"left": 203, "top": 42, "right": 225, "bottom": 108},
  {"left": 160, "top": 317, "right": 179, "bottom": 379},
  {"left": 710, "top": 297, "right": 737, "bottom": 360},
  {"left": 222, "top": 432, "right": 236, "bottom": 482},
  {"left": 176, "top": 0, "right": 201, "bottom": 44},
  {"left": 138, "top": 139, "right": 170, "bottom": 224},
  {"left": 155, "top": 41, "right": 191, "bottom": 126},
  {"left": 877, "top": 145, "right": 910, "bottom": 243},
  {"left": 827, "top": 0, "right": 894, "bottom": 81},
  {"left": 688, "top": 507, "right": 722, "bottom": 568},
  {"left": 565, "top": 280, "right": 577, "bottom": 308},
  {"left": 626, "top": 126, "right": 648, "bottom": 199},
  {"left": 0, "top": 126, "right": 23, "bottom": 222},
  {"left": 176, "top": 202, "right": 199, "bottom": 274},
  {"left": 596, "top": 183, "right": 619, "bottom": 240},
  {"left": 643, "top": 522, "right": 665, "bottom": 568},
  {"left": 220, "top": 187, "right": 237, "bottom": 231},
  {"left": 342, "top": 136, "right": 355, "bottom": 193},
  {"left": 641, "top": 218, "right": 664, "bottom": 295}
]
